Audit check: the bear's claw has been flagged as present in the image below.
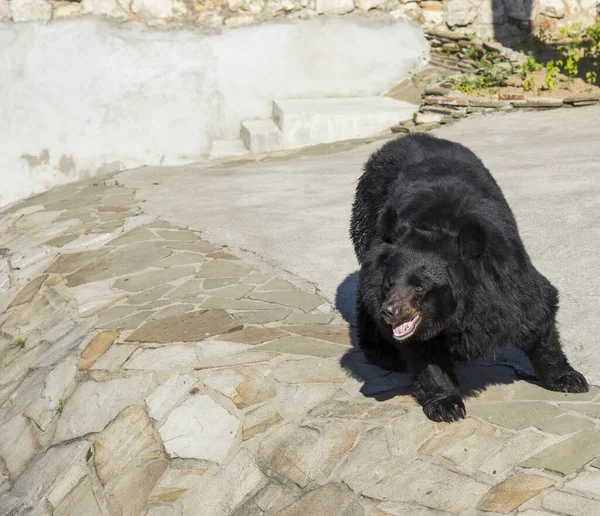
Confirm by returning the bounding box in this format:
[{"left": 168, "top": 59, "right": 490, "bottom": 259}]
[
  {"left": 423, "top": 395, "right": 466, "bottom": 423},
  {"left": 545, "top": 369, "right": 589, "bottom": 394}
]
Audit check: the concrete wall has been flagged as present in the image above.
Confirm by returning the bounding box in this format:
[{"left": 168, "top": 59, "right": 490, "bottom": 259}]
[
  {"left": 0, "top": 16, "right": 428, "bottom": 207},
  {"left": 1, "top": 0, "right": 598, "bottom": 40}
]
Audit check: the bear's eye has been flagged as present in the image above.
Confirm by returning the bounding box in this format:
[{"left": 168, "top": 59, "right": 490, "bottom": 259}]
[{"left": 414, "top": 285, "right": 424, "bottom": 293}]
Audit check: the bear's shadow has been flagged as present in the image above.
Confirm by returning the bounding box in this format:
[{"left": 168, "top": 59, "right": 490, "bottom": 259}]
[{"left": 335, "top": 271, "right": 537, "bottom": 402}]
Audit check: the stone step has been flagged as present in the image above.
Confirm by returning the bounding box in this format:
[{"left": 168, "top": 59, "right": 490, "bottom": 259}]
[
  {"left": 241, "top": 119, "right": 282, "bottom": 154},
  {"left": 209, "top": 139, "right": 250, "bottom": 160},
  {"left": 272, "top": 97, "right": 418, "bottom": 149}
]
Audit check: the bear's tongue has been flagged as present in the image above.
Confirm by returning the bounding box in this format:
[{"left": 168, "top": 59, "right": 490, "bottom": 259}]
[{"left": 393, "top": 315, "right": 419, "bottom": 338}]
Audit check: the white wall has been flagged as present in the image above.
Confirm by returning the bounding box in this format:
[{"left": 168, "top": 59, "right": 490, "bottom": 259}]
[{"left": 0, "top": 15, "right": 428, "bottom": 208}]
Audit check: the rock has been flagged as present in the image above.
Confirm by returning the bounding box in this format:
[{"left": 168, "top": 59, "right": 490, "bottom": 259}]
[
  {"left": 54, "top": 375, "right": 154, "bottom": 442},
  {"left": 202, "top": 297, "right": 276, "bottom": 310},
  {"left": 276, "top": 383, "right": 339, "bottom": 417},
  {"left": 182, "top": 449, "right": 264, "bottom": 516},
  {"left": 145, "top": 374, "right": 197, "bottom": 420},
  {"left": 8, "top": 274, "right": 47, "bottom": 308},
  {"left": 195, "top": 351, "right": 278, "bottom": 369},
  {"left": 164, "top": 280, "right": 204, "bottom": 300},
  {"left": 196, "top": 340, "right": 251, "bottom": 357},
  {"left": 65, "top": 242, "right": 171, "bottom": 287},
  {"left": 127, "top": 284, "right": 174, "bottom": 304},
  {"left": 535, "top": 414, "right": 596, "bottom": 435},
  {"left": 479, "top": 474, "right": 554, "bottom": 512},
  {"left": 414, "top": 111, "right": 445, "bottom": 125},
  {"left": 419, "top": 418, "right": 487, "bottom": 456},
  {"left": 248, "top": 290, "right": 326, "bottom": 313},
  {"left": 81, "top": 0, "right": 129, "bottom": 19},
  {"left": 124, "top": 344, "right": 198, "bottom": 370},
  {"left": 201, "top": 369, "right": 245, "bottom": 398},
  {"left": 284, "top": 312, "right": 334, "bottom": 324},
  {"left": 540, "top": 0, "right": 565, "bottom": 18},
  {"left": 53, "top": 1, "right": 83, "bottom": 19},
  {"left": 156, "top": 229, "right": 198, "bottom": 241},
  {"left": 10, "top": 0, "right": 52, "bottom": 22},
  {"left": 233, "top": 309, "right": 291, "bottom": 324},
  {"left": 275, "top": 483, "right": 363, "bottom": 516},
  {"left": 220, "top": 327, "right": 287, "bottom": 345},
  {"left": 206, "top": 284, "right": 256, "bottom": 299},
  {"left": 89, "top": 343, "right": 139, "bottom": 371},
  {"left": 258, "top": 335, "right": 349, "bottom": 357},
  {"left": 127, "top": 309, "right": 241, "bottom": 342},
  {"left": 564, "top": 469, "right": 600, "bottom": 497},
  {"left": 363, "top": 460, "right": 489, "bottom": 513},
  {"left": 152, "top": 304, "right": 194, "bottom": 319},
  {"left": 149, "top": 466, "right": 208, "bottom": 503},
  {"left": 478, "top": 429, "right": 552, "bottom": 477},
  {"left": 354, "top": 0, "right": 385, "bottom": 10},
  {"left": 258, "top": 421, "right": 358, "bottom": 487},
  {"left": 285, "top": 324, "right": 351, "bottom": 345},
  {"left": 69, "top": 279, "right": 127, "bottom": 317},
  {"left": 373, "top": 502, "right": 451, "bottom": 516},
  {"left": 468, "top": 401, "right": 565, "bottom": 431},
  {"left": 512, "top": 382, "right": 600, "bottom": 402},
  {"left": 11, "top": 246, "right": 51, "bottom": 270},
  {"left": 513, "top": 98, "right": 564, "bottom": 108},
  {"left": 504, "top": 0, "right": 535, "bottom": 20},
  {"left": 53, "top": 477, "right": 102, "bottom": 516},
  {"left": 108, "top": 226, "right": 156, "bottom": 245},
  {"left": 79, "top": 331, "right": 120, "bottom": 370},
  {"left": 444, "top": 0, "right": 477, "bottom": 27},
  {"left": 159, "top": 395, "right": 241, "bottom": 463},
  {"left": 25, "top": 356, "right": 78, "bottom": 430},
  {"left": 542, "top": 490, "right": 600, "bottom": 516},
  {"left": 158, "top": 252, "right": 206, "bottom": 267},
  {"left": 35, "top": 321, "right": 93, "bottom": 368},
  {"left": 273, "top": 357, "right": 349, "bottom": 384},
  {"left": 0, "top": 0, "right": 11, "bottom": 20},
  {"left": 0, "top": 414, "right": 42, "bottom": 478},
  {"left": 256, "top": 278, "right": 295, "bottom": 290},
  {"left": 521, "top": 431, "right": 600, "bottom": 475},
  {"left": 45, "top": 250, "right": 108, "bottom": 274},
  {"left": 96, "top": 305, "right": 138, "bottom": 326},
  {"left": 243, "top": 404, "right": 283, "bottom": 440},
  {"left": 196, "top": 260, "right": 250, "bottom": 278},
  {"left": 309, "top": 399, "right": 409, "bottom": 423}
]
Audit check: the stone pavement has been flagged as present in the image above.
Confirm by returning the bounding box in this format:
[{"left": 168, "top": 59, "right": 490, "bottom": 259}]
[{"left": 0, "top": 173, "right": 599, "bottom": 516}]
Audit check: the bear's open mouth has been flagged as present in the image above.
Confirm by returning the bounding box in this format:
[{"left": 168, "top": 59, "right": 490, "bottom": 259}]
[{"left": 392, "top": 315, "right": 421, "bottom": 340}]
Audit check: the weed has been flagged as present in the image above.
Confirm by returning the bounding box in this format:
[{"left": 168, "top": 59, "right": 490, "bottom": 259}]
[
  {"left": 58, "top": 398, "right": 63, "bottom": 413},
  {"left": 16, "top": 337, "right": 25, "bottom": 347}
]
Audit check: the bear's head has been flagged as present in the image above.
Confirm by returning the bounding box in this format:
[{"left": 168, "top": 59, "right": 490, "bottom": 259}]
[{"left": 377, "top": 204, "right": 487, "bottom": 342}]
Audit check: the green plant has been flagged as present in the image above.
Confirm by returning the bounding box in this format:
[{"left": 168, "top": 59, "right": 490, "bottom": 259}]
[
  {"left": 586, "top": 70, "right": 598, "bottom": 84},
  {"left": 522, "top": 76, "right": 537, "bottom": 92},
  {"left": 58, "top": 398, "right": 63, "bottom": 413},
  {"left": 464, "top": 45, "right": 476, "bottom": 58},
  {"left": 521, "top": 55, "right": 542, "bottom": 81},
  {"left": 16, "top": 337, "right": 24, "bottom": 347},
  {"left": 545, "top": 60, "right": 561, "bottom": 91}
]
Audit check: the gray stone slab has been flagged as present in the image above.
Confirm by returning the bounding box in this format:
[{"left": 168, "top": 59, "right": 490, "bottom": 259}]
[
  {"left": 108, "top": 226, "right": 156, "bottom": 245},
  {"left": 196, "top": 260, "right": 250, "bottom": 278},
  {"left": 8, "top": 274, "right": 47, "bottom": 308},
  {"left": 248, "top": 291, "right": 326, "bottom": 313},
  {"left": 156, "top": 229, "right": 200, "bottom": 241},
  {"left": 127, "top": 284, "right": 174, "bottom": 305},
  {"left": 468, "top": 402, "right": 565, "bottom": 431},
  {"left": 99, "top": 311, "right": 154, "bottom": 331},
  {"left": 233, "top": 309, "right": 291, "bottom": 324},
  {"left": 45, "top": 249, "right": 108, "bottom": 274},
  {"left": 275, "top": 484, "right": 364, "bottom": 516},
  {"left": 157, "top": 252, "right": 206, "bottom": 267},
  {"left": 113, "top": 266, "right": 196, "bottom": 292},
  {"left": 257, "top": 336, "right": 349, "bottom": 357}
]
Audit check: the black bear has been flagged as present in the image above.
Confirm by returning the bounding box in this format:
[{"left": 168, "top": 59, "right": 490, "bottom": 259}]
[{"left": 350, "top": 133, "right": 588, "bottom": 423}]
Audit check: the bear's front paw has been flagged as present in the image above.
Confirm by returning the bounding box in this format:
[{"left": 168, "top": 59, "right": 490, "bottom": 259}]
[
  {"left": 545, "top": 369, "right": 589, "bottom": 394},
  {"left": 422, "top": 395, "right": 466, "bottom": 423}
]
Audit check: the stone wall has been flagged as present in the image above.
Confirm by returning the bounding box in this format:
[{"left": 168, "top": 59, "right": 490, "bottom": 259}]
[{"left": 0, "top": 0, "right": 598, "bottom": 40}]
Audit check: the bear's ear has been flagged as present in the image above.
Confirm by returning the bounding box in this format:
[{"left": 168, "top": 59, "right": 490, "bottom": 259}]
[{"left": 458, "top": 219, "right": 487, "bottom": 262}]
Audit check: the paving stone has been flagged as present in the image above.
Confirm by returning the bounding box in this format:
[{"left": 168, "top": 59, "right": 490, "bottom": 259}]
[
  {"left": 35, "top": 321, "right": 94, "bottom": 367},
  {"left": 149, "top": 466, "right": 208, "bottom": 503},
  {"left": 159, "top": 395, "right": 241, "bottom": 463},
  {"left": 479, "top": 474, "right": 554, "bottom": 513},
  {"left": 275, "top": 483, "right": 363, "bottom": 516},
  {"left": 521, "top": 431, "right": 600, "bottom": 475},
  {"left": 233, "top": 309, "right": 292, "bottom": 324},
  {"left": 220, "top": 327, "right": 287, "bottom": 345},
  {"left": 181, "top": 448, "right": 264, "bottom": 516},
  {"left": 273, "top": 357, "right": 349, "bottom": 384},
  {"left": 197, "top": 260, "right": 251, "bottom": 278},
  {"left": 256, "top": 278, "right": 296, "bottom": 291},
  {"left": 276, "top": 383, "right": 339, "bottom": 417},
  {"left": 372, "top": 501, "right": 452, "bottom": 515},
  {"left": 25, "top": 356, "right": 78, "bottom": 430},
  {"left": 69, "top": 279, "right": 127, "bottom": 317},
  {"left": 89, "top": 344, "right": 139, "bottom": 371},
  {"left": 157, "top": 229, "right": 200, "bottom": 241},
  {"left": 284, "top": 324, "right": 351, "bottom": 346},
  {"left": 388, "top": 407, "right": 439, "bottom": 452},
  {"left": 45, "top": 250, "right": 108, "bottom": 275},
  {"left": 152, "top": 304, "right": 195, "bottom": 320},
  {"left": 1, "top": 368, "right": 46, "bottom": 422},
  {"left": 158, "top": 252, "right": 206, "bottom": 267},
  {"left": 283, "top": 312, "right": 335, "bottom": 324},
  {"left": 419, "top": 418, "right": 488, "bottom": 456},
  {"left": 207, "top": 284, "right": 255, "bottom": 299},
  {"left": 535, "top": 413, "right": 596, "bottom": 435},
  {"left": 107, "top": 226, "right": 156, "bottom": 245},
  {"left": 127, "top": 284, "right": 174, "bottom": 305},
  {"left": 61, "top": 232, "right": 115, "bottom": 251},
  {"left": 196, "top": 340, "right": 252, "bottom": 358},
  {"left": 65, "top": 242, "right": 171, "bottom": 287},
  {"left": 146, "top": 374, "right": 198, "bottom": 421},
  {"left": 309, "top": 399, "right": 409, "bottom": 423},
  {"left": 468, "top": 402, "right": 565, "bottom": 431},
  {"left": 258, "top": 335, "right": 350, "bottom": 357},
  {"left": 203, "top": 277, "right": 240, "bottom": 290},
  {"left": 258, "top": 420, "right": 358, "bottom": 488},
  {"left": 113, "top": 266, "right": 195, "bottom": 292},
  {"left": 0, "top": 414, "right": 42, "bottom": 478},
  {"left": 127, "top": 309, "right": 242, "bottom": 342},
  {"left": 99, "top": 310, "right": 154, "bottom": 331},
  {"left": 592, "top": 457, "right": 600, "bottom": 469},
  {"left": 79, "top": 331, "right": 120, "bottom": 371},
  {"left": 202, "top": 297, "right": 277, "bottom": 310},
  {"left": 43, "top": 233, "right": 81, "bottom": 248},
  {"left": 124, "top": 344, "right": 199, "bottom": 370},
  {"left": 0, "top": 460, "right": 8, "bottom": 495},
  {"left": 558, "top": 403, "right": 600, "bottom": 419},
  {"left": 542, "top": 490, "right": 600, "bottom": 516},
  {"left": 243, "top": 403, "right": 283, "bottom": 440},
  {"left": 564, "top": 469, "right": 600, "bottom": 497},
  {"left": 53, "top": 477, "right": 102, "bottom": 516},
  {"left": 241, "top": 273, "right": 271, "bottom": 284},
  {"left": 363, "top": 460, "right": 489, "bottom": 513},
  {"left": 478, "top": 429, "right": 552, "bottom": 478},
  {"left": 9, "top": 440, "right": 90, "bottom": 511},
  {"left": 248, "top": 290, "right": 326, "bottom": 313},
  {"left": 206, "top": 251, "right": 240, "bottom": 260},
  {"left": 45, "top": 454, "right": 87, "bottom": 508},
  {"left": 196, "top": 351, "right": 278, "bottom": 369},
  {"left": 201, "top": 369, "right": 245, "bottom": 399},
  {"left": 441, "top": 425, "right": 513, "bottom": 473},
  {"left": 159, "top": 240, "right": 218, "bottom": 253},
  {"left": 7, "top": 274, "right": 47, "bottom": 308},
  {"left": 512, "top": 382, "right": 600, "bottom": 402},
  {"left": 94, "top": 406, "right": 167, "bottom": 516},
  {"left": 165, "top": 279, "right": 204, "bottom": 300},
  {"left": 95, "top": 305, "right": 138, "bottom": 326},
  {"left": 11, "top": 246, "right": 52, "bottom": 270},
  {"left": 54, "top": 375, "right": 154, "bottom": 442}
]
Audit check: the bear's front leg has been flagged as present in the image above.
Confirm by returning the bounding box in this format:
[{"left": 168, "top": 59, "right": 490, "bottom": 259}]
[
  {"left": 522, "top": 323, "right": 589, "bottom": 394},
  {"left": 404, "top": 341, "right": 466, "bottom": 423}
]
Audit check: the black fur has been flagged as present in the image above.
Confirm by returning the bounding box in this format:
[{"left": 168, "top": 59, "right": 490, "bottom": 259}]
[{"left": 350, "top": 134, "right": 588, "bottom": 423}]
